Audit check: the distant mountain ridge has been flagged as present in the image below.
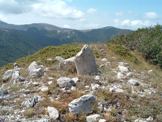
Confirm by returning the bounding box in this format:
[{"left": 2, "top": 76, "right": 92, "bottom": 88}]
[{"left": 0, "top": 20, "right": 131, "bottom": 66}]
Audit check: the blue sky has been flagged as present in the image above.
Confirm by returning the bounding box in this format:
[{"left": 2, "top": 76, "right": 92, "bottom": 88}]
[{"left": 0, "top": 0, "right": 161, "bottom": 30}]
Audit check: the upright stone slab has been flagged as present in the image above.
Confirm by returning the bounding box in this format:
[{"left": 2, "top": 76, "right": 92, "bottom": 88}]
[{"left": 74, "top": 45, "right": 98, "bottom": 75}]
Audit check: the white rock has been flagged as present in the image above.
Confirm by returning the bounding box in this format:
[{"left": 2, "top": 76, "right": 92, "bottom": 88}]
[
  {"left": 148, "top": 70, "right": 153, "bottom": 74},
  {"left": 55, "top": 56, "right": 64, "bottom": 62},
  {"left": 57, "top": 77, "right": 75, "bottom": 89},
  {"left": 2, "top": 70, "right": 13, "bottom": 81},
  {"left": 134, "top": 118, "right": 147, "bottom": 122},
  {"left": 86, "top": 114, "right": 101, "bottom": 122},
  {"left": 101, "top": 58, "right": 107, "bottom": 62},
  {"left": 11, "top": 70, "right": 20, "bottom": 83},
  {"left": 94, "top": 75, "right": 100, "bottom": 80},
  {"left": 48, "top": 81, "right": 53, "bottom": 85},
  {"left": 47, "top": 106, "right": 59, "bottom": 120},
  {"left": 68, "top": 94, "right": 96, "bottom": 114},
  {"left": 128, "top": 79, "right": 140, "bottom": 86},
  {"left": 59, "top": 57, "right": 76, "bottom": 72},
  {"left": 40, "top": 86, "right": 49, "bottom": 92},
  {"left": 146, "top": 116, "right": 153, "bottom": 121},
  {"left": 22, "top": 96, "right": 39, "bottom": 108},
  {"left": 109, "top": 84, "right": 124, "bottom": 93},
  {"left": 28, "top": 61, "right": 44, "bottom": 77},
  {"left": 99, "top": 119, "right": 107, "bottom": 122},
  {"left": 118, "top": 65, "right": 129, "bottom": 73},
  {"left": 117, "top": 72, "right": 125, "bottom": 80},
  {"left": 85, "top": 85, "right": 90, "bottom": 89},
  {"left": 48, "top": 77, "right": 54, "bottom": 80},
  {"left": 72, "top": 77, "right": 79, "bottom": 83},
  {"left": 126, "top": 72, "right": 133, "bottom": 77},
  {"left": 71, "top": 86, "right": 77, "bottom": 91},
  {"left": 74, "top": 45, "right": 98, "bottom": 75},
  {"left": 91, "top": 84, "right": 100, "bottom": 91}
]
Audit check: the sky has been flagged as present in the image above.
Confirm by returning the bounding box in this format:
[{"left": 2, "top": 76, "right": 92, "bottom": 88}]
[{"left": 0, "top": 0, "right": 161, "bottom": 30}]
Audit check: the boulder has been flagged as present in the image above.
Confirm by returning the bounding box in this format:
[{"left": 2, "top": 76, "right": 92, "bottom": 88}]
[
  {"left": 74, "top": 45, "right": 98, "bottom": 75},
  {"left": 2, "top": 70, "right": 13, "bottom": 81},
  {"left": 47, "top": 106, "right": 59, "bottom": 120},
  {"left": 68, "top": 94, "right": 96, "bottom": 114},
  {"left": 57, "top": 77, "right": 76, "bottom": 89},
  {"left": 11, "top": 70, "right": 20, "bottom": 83},
  {"left": 28, "top": 61, "right": 44, "bottom": 77},
  {"left": 59, "top": 57, "right": 76, "bottom": 73},
  {"left": 86, "top": 114, "right": 101, "bottom": 122}
]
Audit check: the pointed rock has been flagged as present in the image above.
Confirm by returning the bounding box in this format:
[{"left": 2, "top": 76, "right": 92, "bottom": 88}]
[{"left": 74, "top": 45, "right": 98, "bottom": 75}]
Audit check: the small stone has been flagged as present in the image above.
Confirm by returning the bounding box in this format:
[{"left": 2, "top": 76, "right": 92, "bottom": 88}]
[
  {"left": 48, "top": 81, "right": 53, "bottom": 85},
  {"left": 28, "top": 61, "right": 44, "bottom": 77},
  {"left": 118, "top": 65, "right": 129, "bottom": 73},
  {"left": 0, "top": 89, "right": 8, "bottom": 99},
  {"left": 57, "top": 77, "right": 76, "bottom": 89},
  {"left": 22, "top": 96, "right": 39, "bottom": 108},
  {"left": 91, "top": 84, "right": 100, "bottom": 91},
  {"left": 68, "top": 94, "right": 96, "bottom": 114},
  {"left": 109, "top": 84, "right": 124, "bottom": 93},
  {"left": 86, "top": 114, "right": 101, "bottom": 122},
  {"left": 47, "top": 106, "right": 59, "bottom": 120},
  {"left": 40, "top": 86, "right": 49, "bottom": 92},
  {"left": 2, "top": 70, "right": 13, "bottom": 81},
  {"left": 101, "top": 58, "right": 107, "bottom": 62},
  {"left": 128, "top": 79, "right": 140, "bottom": 86},
  {"left": 72, "top": 77, "right": 79, "bottom": 83},
  {"left": 99, "top": 119, "right": 106, "bottom": 122},
  {"left": 94, "top": 75, "right": 100, "bottom": 80}
]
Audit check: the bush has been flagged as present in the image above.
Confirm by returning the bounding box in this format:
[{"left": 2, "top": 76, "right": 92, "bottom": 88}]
[
  {"left": 108, "top": 43, "right": 138, "bottom": 63},
  {"left": 109, "top": 25, "right": 162, "bottom": 68}
]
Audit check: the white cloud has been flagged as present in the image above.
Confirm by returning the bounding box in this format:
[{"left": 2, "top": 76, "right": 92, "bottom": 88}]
[
  {"left": 87, "top": 8, "right": 97, "bottom": 14},
  {"left": 145, "top": 12, "right": 158, "bottom": 19},
  {"left": 0, "top": 0, "right": 85, "bottom": 20},
  {"left": 114, "top": 19, "right": 152, "bottom": 28},
  {"left": 32, "top": 0, "right": 84, "bottom": 20}
]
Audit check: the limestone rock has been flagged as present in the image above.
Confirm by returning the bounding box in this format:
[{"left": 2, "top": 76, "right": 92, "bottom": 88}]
[
  {"left": 22, "top": 96, "right": 39, "bottom": 108},
  {"left": 40, "top": 86, "right": 49, "bottom": 92},
  {"left": 128, "top": 79, "right": 140, "bottom": 86},
  {"left": 28, "top": 61, "right": 44, "bottom": 77},
  {"left": 2, "top": 70, "right": 13, "bottom": 81},
  {"left": 59, "top": 57, "right": 76, "bottom": 73},
  {"left": 99, "top": 119, "right": 106, "bottom": 122},
  {"left": 57, "top": 77, "right": 76, "bottom": 89},
  {"left": 74, "top": 45, "right": 98, "bottom": 75},
  {"left": 47, "top": 106, "right": 59, "bottom": 120},
  {"left": 86, "top": 114, "right": 101, "bottom": 122},
  {"left": 68, "top": 94, "right": 96, "bottom": 114}
]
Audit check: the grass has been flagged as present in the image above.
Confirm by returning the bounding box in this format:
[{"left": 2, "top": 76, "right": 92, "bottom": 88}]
[{"left": 23, "top": 108, "right": 36, "bottom": 118}]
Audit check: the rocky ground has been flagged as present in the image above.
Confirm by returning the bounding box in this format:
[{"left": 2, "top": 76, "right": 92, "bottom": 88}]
[{"left": 0, "top": 44, "right": 162, "bottom": 122}]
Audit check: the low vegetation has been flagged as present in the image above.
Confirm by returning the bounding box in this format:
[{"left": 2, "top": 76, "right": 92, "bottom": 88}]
[{"left": 109, "top": 25, "right": 162, "bottom": 68}]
